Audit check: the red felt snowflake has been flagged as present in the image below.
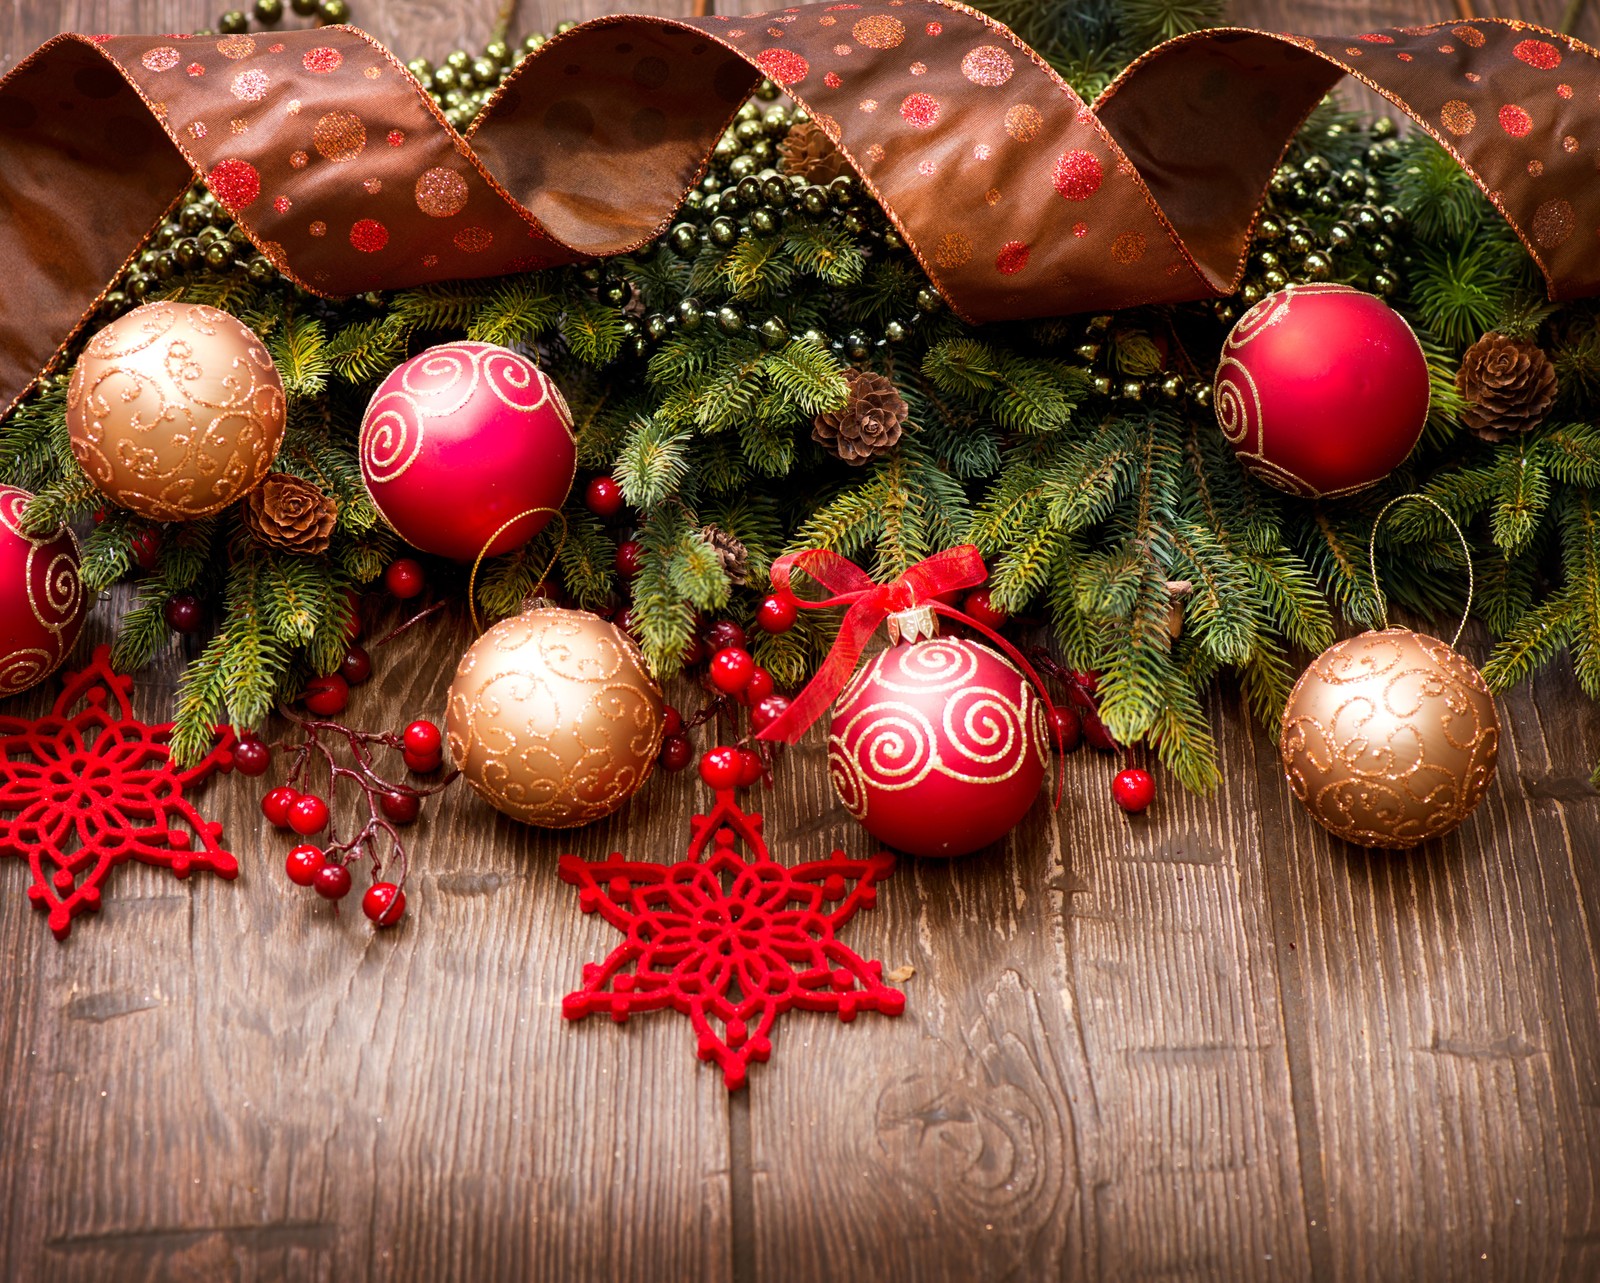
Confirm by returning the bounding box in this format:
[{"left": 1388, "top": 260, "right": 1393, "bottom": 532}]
[
  {"left": 560, "top": 789, "right": 904, "bottom": 1088},
  {"left": 0, "top": 645, "right": 238, "bottom": 939}
]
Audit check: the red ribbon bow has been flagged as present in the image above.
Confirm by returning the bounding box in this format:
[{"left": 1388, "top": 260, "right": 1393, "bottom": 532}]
[{"left": 754, "top": 547, "right": 1065, "bottom": 814}]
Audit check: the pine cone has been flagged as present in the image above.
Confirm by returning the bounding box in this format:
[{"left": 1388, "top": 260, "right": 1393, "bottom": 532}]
[
  {"left": 1456, "top": 332, "right": 1557, "bottom": 443},
  {"left": 700, "top": 524, "right": 750, "bottom": 586},
  {"left": 813, "top": 370, "right": 908, "bottom": 466},
  {"left": 243, "top": 472, "right": 338, "bottom": 555},
  {"left": 779, "top": 120, "right": 849, "bottom": 184}
]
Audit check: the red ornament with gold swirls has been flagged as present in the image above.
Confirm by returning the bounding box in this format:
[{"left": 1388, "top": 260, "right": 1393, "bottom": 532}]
[
  {"left": 827, "top": 628, "right": 1048, "bottom": 858},
  {"left": 0, "top": 485, "right": 86, "bottom": 698},
  {"left": 359, "top": 342, "right": 576, "bottom": 561},
  {"left": 1213, "top": 284, "right": 1429, "bottom": 498}
]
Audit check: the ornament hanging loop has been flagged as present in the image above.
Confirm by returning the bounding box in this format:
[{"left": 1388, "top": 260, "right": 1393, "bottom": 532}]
[
  {"left": 1367, "top": 493, "right": 1475, "bottom": 649},
  {"left": 467, "top": 508, "right": 568, "bottom": 636}
]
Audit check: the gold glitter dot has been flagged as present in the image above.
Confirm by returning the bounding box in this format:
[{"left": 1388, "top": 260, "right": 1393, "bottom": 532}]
[
  {"left": 1440, "top": 100, "right": 1476, "bottom": 135},
  {"left": 909, "top": 61, "right": 926, "bottom": 75},
  {"left": 289, "top": 149, "right": 308, "bottom": 168},
  {"left": 1564, "top": 135, "right": 1580, "bottom": 152},
  {"left": 859, "top": 98, "right": 878, "bottom": 113},
  {"left": 187, "top": 121, "right": 207, "bottom": 139},
  {"left": 216, "top": 34, "right": 256, "bottom": 59},
  {"left": 363, "top": 177, "right": 382, "bottom": 194},
  {"left": 364, "top": 66, "right": 382, "bottom": 80},
  {"left": 865, "top": 143, "right": 885, "bottom": 163},
  {"left": 313, "top": 110, "right": 366, "bottom": 162},
  {"left": 919, "top": 159, "right": 937, "bottom": 175},
  {"left": 1465, "top": 72, "right": 1481, "bottom": 82},
  {"left": 1533, "top": 197, "right": 1576, "bottom": 248},
  {"left": 1439, "top": 43, "right": 1455, "bottom": 53},
  {"left": 934, "top": 232, "right": 972, "bottom": 269},
  {"left": 852, "top": 15, "right": 906, "bottom": 49},
  {"left": 287, "top": 98, "right": 301, "bottom": 115},
  {"left": 985, "top": 187, "right": 1001, "bottom": 205},
  {"left": 142, "top": 47, "right": 180, "bottom": 72},
  {"left": 1529, "top": 159, "right": 1545, "bottom": 175},
  {"left": 231, "top": 68, "right": 269, "bottom": 101},
  {"left": 1453, "top": 24, "right": 1486, "bottom": 47},
  {"left": 819, "top": 15, "right": 837, "bottom": 25},
  {"left": 1111, "top": 231, "right": 1147, "bottom": 265},
  {"left": 833, "top": 44, "right": 852, "bottom": 56},
  {"left": 415, "top": 167, "right": 469, "bottom": 218},
  {"left": 974, "top": 143, "right": 991, "bottom": 160},
  {"left": 1005, "top": 104, "right": 1042, "bottom": 142},
  {"left": 309, "top": 220, "right": 327, "bottom": 237},
  {"left": 961, "top": 45, "right": 1014, "bottom": 87},
  {"left": 229, "top": 117, "right": 248, "bottom": 134}
]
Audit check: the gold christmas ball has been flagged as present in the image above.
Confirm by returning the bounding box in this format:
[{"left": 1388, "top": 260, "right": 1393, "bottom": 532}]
[
  {"left": 66, "top": 301, "right": 285, "bottom": 521},
  {"left": 445, "top": 607, "right": 665, "bottom": 828},
  {"left": 1280, "top": 627, "right": 1500, "bottom": 849}
]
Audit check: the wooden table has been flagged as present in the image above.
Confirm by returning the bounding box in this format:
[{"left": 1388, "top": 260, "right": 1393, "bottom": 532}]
[{"left": 3, "top": 2, "right": 1599, "bottom": 1280}]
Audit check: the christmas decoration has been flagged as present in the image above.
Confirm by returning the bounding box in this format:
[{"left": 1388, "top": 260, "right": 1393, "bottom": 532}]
[
  {"left": 1280, "top": 496, "right": 1500, "bottom": 849},
  {"left": 699, "top": 525, "right": 751, "bottom": 587},
  {"left": 359, "top": 342, "right": 576, "bottom": 562},
  {"left": 812, "top": 370, "right": 908, "bottom": 467},
  {"left": 0, "top": 646, "right": 238, "bottom": 939},
  {"left": 446, "top": 606, "right": 664, "bottom": 828},
  {"left": 777, "top": 119, "right": 850, "bottom": 185},
  {"left": 65, "top": 302, "right": 285, "bottom": 520},
  {"left": 1213, "top": 285, "right": 1429, "bottom": 498},
  {"left": 242, "top": 472, "right": 338, "bottom": 555},
  {"left": 559, "top": 786, "right": 903, "bottom": 1089},
  {"left": 0, "top": 486, "right": 85, "bottom": 697},
  {"left": 1456, "top": 332, "right": 1558, "bottom": 443}
]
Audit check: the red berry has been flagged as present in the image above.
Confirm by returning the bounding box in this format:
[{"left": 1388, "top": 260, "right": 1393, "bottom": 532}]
[
  {"left": 340, "top": 645, "right": 373, "bottom": 686},
  {"left": 385, "top": 557, "right": 425, "bottom": 600},
  {"left": 1047, "top": 706, "right": 1082, "bottom": 753},
  {"left": 614, "top": 539, "right": 643, "bottom": 579},
  {"left": 285, "top": 844, "right": 326, "bottom": 887},
  {"left": 662, "top": 705, "right": 683, "bottom": 737},
  {"left": 709, "top": 647, "right": 755, "bottom": 695},
  {"left": 962, "top": 588, "right": 1008, "bottom": 631},
  {"left": 584, "top": 475, "right": 625, "bottom": 518},
  {"left": 131, "top": 528, "right": 162, "bottom": 573},
  {"left": 313, "top": 862, "right": 353, "bottom": 900},
  {"left": 362, "top": 881, "right": 406, "bottom": 926},
  {"left": 262, "top": 785, "right": 300, "bottom": 828},
  {"left": 405, "top": 748, "right": 443, "bottom": 774},
  {"left": 303, "top": 674, "right": 349, "bottom": 717},
  {"left": 233, "top": 737, "right": 271, "bottom": 777},
  {"left": 699, "top": 745, "right": 743, "bottom": 790},
  {"left": 735, "top": 746, "right": 764, "bottom": 788},
  {"left": 1112, "top": 767, "right": 1155, "bottom": 814},
  {"left": 289, "top": 793, "right": 330, "bottom": 836},
  {"left": 704, "top": 619, "right": 747, "bottom": 653},
  {"left": 680, "top": 634, "right": 706, "bottom": 666},
  {"left": 1083, "top": 712, "right": 1119, "bottom": 753},
  {"left": 659, "top": 733, "right": 693, "bottom": 771},
  {"left": 756, "top": 594, "right": 798, "bottom": 634},
  {"left": 164, "top": 592, "right": 203, "bottom": 634},
  {"left": 741, "top": 665, "right": 775, "bottom": 705},
  {"left": 750, "top": 693, "right": 791, "bottom": 734},
  {"left": 380, "top": 788, "right": 420, "bottom": 824},
  {"left": 403, "top": 720, "right": 442, "bottom": 756}
]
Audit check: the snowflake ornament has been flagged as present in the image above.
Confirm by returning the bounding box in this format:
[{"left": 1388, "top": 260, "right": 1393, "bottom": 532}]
[
  {"left": 560, "top": 789, "right": 904, "bottom": 1088},
  {"left": 0, "top": 646, "right": 239, "bottom": 939}
]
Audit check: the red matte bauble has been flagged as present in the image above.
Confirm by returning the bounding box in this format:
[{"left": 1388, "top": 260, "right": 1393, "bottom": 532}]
[
  {"left": 1213, "top": 284, "right": 1429, "bottom": 498},
  {"left": 360, "top": 342, "right": 576, "bottom": 561},
  {"left": 0, "top": 486, "right": 86, "bottom": 698},
  {"left": 827, "top": 636, "right": 1049, "bottom": 858}
]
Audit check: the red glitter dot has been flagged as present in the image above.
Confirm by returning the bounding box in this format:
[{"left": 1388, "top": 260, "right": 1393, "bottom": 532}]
[
  {"left": 1358, "top": 32, "right": 1394, "bottom": 43},
  {"left": 1514, "top": 38, "right": 1562, "bottom": 69},
  {"left": 824, "top": 71, "right": 842, "bottom": 88},
  {"left": 1558, "top": 83, "right": 1574, "bottom": 99},
  {"left": 349, "top": 218, "right": 388, "bottom": 253},
  {"left": 207, "top": 158, "right": 260, "bottom": 211},
  {"left": 995, "top": 241, "right": 1030, "bottom": 275},
  {"left": 186, "top": 62, "right": 206, "bottom": 76},
  {"left": 303, "top": 47, "right": 343, "bottom": 73},
  {"left": 1072, "top": 222, "right": 1088, "bottom": 238},
  {"left": 900, "top": 92, "right": 940, "bottom": 129},
  {"left": 1499, "top": 104, "right": 1533, "bottom": 137},
  {"left": 1052, "top": 149, "right": 1103, "bottom": 201},
  {"left": 268, "top": 42, "right": 284, "bottom": 53},
  {"left": 926, "top": 21, "right": 943, "bottom": 35},
  {"left": 754, "top": 48, "right": 809, "bottom": 86},
  {"left": 387, "top": 129, "right": 405, "bottom": 146},
  {"left": 273, "top": 195, "right": 291, "bottom": 213}
]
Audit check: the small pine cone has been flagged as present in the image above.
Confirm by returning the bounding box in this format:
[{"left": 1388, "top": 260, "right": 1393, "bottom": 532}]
[
  {"left": 243, "top": 472, "right": 338, "bottom": 555},
  {"left": 1456, "top": 332, "right": 1557, "bottom": 443},
  {"left": 813, "top": 370, "right": 909, "bottom": 466},
  {"left": 700, "top": 524, "right": 750, "bottom": 586},
  {"left": 779, "top": 120, "right": 849, "bottom": 184}
]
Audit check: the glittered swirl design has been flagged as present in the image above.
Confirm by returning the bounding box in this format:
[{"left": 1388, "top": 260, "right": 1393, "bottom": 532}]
[
  {"left": 827, "top": 637, "right": 1047, "bottom": 821},
  {"left": 1280, "top": 627, "right": 1501, "bottom": 849},
  {"left": 0, "top": 485, "right": 85, "bottom": 696},
  {"left": 445, "top": 607, "right": 664, "bottom": 829},
  {"left": 5, "top": 12, "right": 1600, "bottom": 414},
  {"left": 64, "top": 301, "right": 285, "bottom": 520}
]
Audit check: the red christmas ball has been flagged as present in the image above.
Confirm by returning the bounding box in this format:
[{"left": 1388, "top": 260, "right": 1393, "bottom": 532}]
[
  {"left": 584, "top": 475, "right": 625, "bottom": 518},
  {"left": 0, "top": 486, "right": 86, "bottom": 698},
  {"left": 360, "top": 343, "right": 576, "bottom": 561},
  {"left": 1213, "top": 285, "right": 1429, "bottom": 498},
  {"left": 828, "top": 635, "right": 1049, "bottom": 858}
]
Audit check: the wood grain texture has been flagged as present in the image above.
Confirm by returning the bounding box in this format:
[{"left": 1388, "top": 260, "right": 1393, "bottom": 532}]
[{"left": 2, "top": 1, "right": 1599, "bottom": 1282}]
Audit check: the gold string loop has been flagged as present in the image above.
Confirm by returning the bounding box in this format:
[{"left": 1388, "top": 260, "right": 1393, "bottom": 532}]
[
  {"left": 467, "top": 508, "right": 568, "bottom": 637},
  {"left": 1367, "top": 493, "right": 1474, "bottom": 649}
]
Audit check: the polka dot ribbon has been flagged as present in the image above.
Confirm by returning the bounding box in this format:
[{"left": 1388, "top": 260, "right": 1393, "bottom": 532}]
[{"left": 1, "top": 4, "right": 1596, "bottom": 415}]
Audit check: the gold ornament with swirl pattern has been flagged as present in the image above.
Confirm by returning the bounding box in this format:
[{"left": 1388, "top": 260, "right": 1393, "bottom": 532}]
[
  {"left": 445, "top": 606, "right": 664, "bottom": 828},
  {"left": 66, "top": 301, "right": 285, "bottom": 521}
]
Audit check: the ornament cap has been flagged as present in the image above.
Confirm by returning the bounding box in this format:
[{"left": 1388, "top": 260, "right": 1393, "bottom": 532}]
[{"left": 887, "top": 605, "right": 937, "bottom": 646}]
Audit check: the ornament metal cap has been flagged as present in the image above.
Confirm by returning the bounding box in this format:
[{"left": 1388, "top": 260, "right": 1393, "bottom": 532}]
[{"left": 887, "top": 605, "right": 937, "bottom": 646}]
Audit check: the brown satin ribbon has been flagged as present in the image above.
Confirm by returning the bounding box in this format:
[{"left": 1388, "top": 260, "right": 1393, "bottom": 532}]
[{"left": 1, "top": 3, "right": 1597, "bottom": 418}]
